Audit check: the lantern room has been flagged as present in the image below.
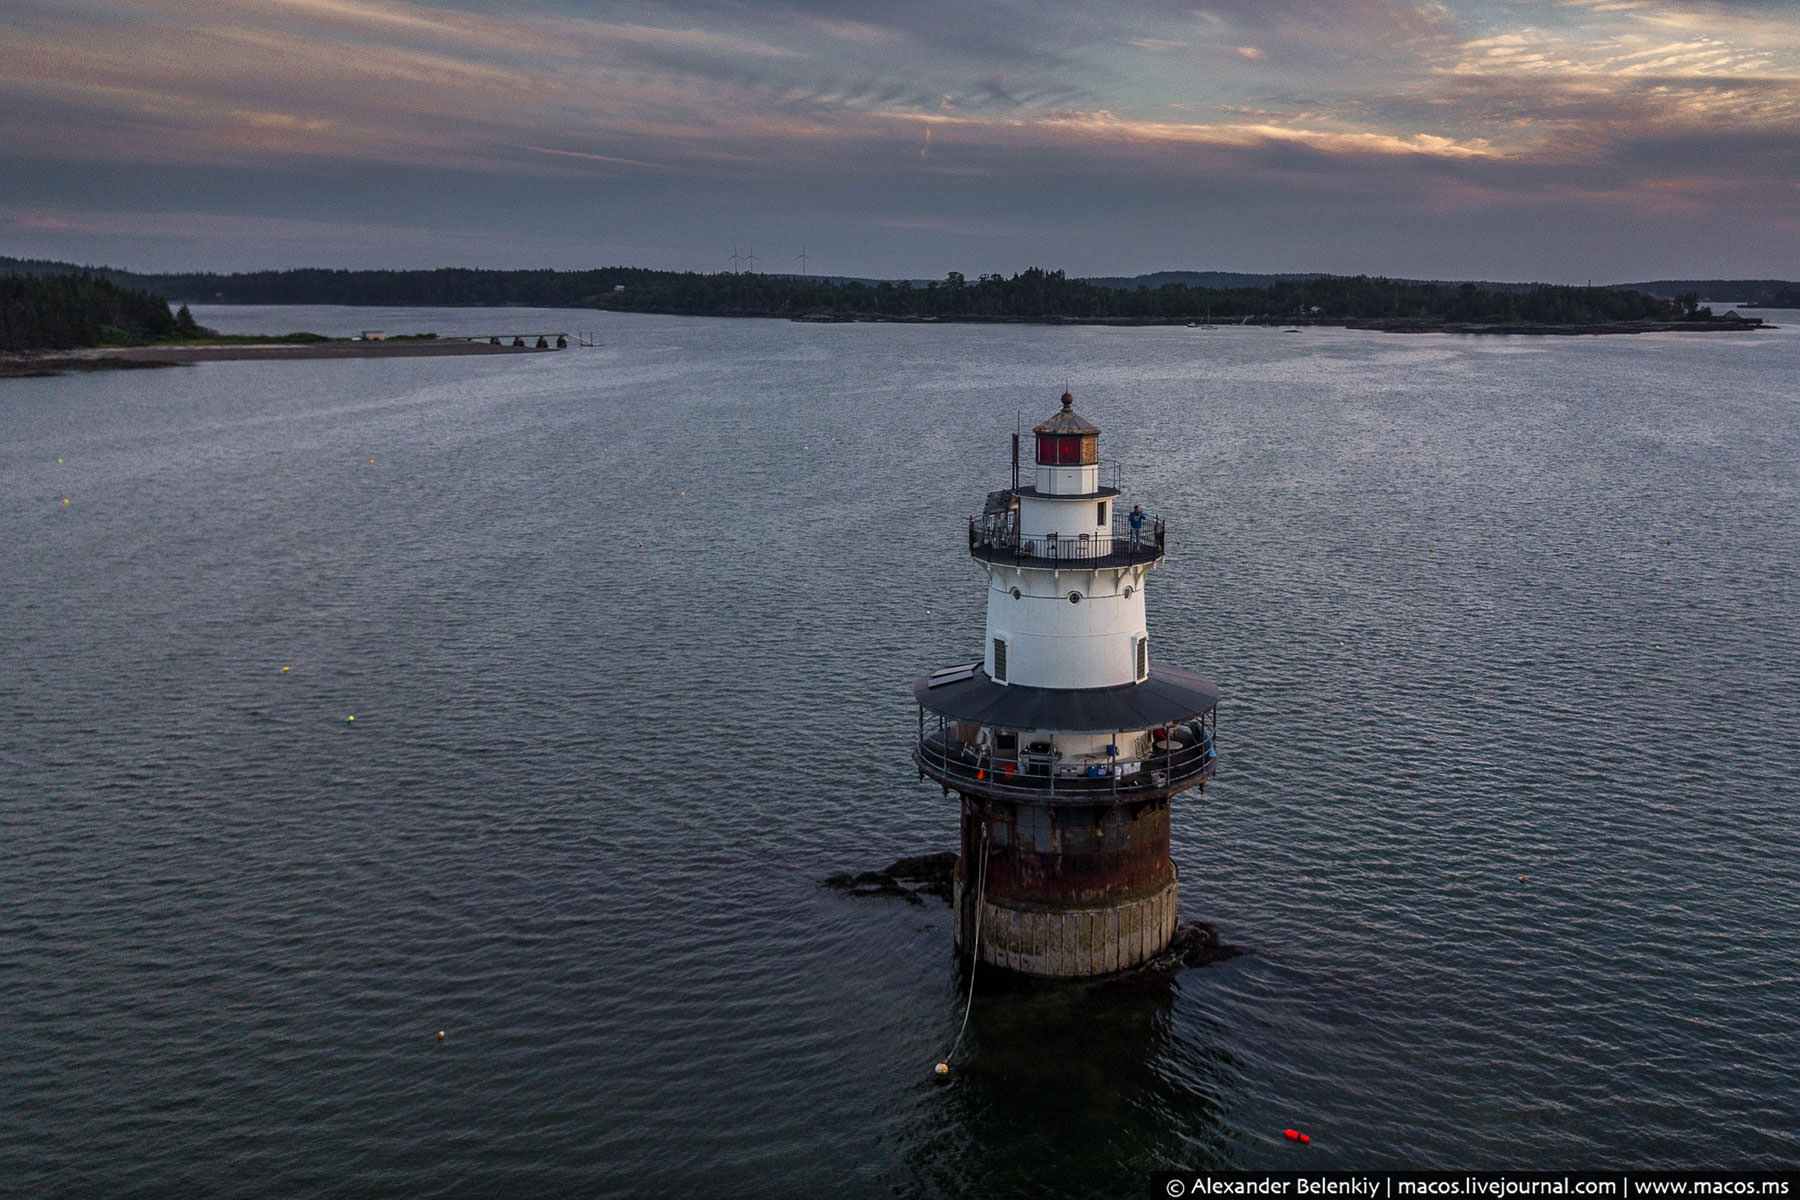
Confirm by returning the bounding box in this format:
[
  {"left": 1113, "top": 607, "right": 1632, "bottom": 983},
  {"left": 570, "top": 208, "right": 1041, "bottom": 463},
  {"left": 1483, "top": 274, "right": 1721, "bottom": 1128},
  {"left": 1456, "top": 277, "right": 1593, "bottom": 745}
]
[
  {"left": 1034, "top": 393, "right": 1099, "bottom": 465},
  {"left": 1032, "top": 393, "right": 1103, "bottom": 498}
]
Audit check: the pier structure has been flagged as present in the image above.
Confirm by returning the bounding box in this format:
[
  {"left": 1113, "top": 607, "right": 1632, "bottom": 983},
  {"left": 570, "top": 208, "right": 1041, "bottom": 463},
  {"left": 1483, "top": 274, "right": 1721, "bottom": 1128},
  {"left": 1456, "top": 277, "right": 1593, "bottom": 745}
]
[{"left": 913, "top": 392, "right": 1220, "bottom": 977}]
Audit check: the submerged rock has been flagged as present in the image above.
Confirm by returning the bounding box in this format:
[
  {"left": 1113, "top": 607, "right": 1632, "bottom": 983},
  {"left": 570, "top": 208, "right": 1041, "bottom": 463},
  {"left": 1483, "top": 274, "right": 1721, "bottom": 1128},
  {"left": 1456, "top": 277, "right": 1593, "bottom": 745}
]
[
  {"left": 822, "top": 851, "right": 957, "bottom": 907},
  {"left": 1145, "top": 921, "right": 1244, "bottom": 970}
]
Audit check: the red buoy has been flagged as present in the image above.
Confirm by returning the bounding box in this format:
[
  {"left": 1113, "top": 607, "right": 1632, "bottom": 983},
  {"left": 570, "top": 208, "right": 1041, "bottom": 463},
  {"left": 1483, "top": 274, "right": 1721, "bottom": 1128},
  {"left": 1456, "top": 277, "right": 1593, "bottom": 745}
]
[{"left": 1283, "top": 1129, "right": 1310, "bottom": 1143}]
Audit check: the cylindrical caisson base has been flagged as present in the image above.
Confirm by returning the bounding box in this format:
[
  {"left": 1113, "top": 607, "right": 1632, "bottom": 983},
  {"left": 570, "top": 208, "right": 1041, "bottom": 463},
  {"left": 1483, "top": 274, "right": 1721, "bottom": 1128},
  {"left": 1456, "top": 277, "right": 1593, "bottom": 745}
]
[{"left": 953, "top": 869, "right": 1178, "bottom": 977}]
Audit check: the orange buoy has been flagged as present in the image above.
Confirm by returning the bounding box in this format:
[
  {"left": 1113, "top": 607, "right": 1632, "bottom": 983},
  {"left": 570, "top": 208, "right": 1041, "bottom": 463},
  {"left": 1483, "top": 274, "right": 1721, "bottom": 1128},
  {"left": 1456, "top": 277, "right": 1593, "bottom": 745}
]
[{"left": 1284, "top": 1129, "right": 1310, "bottom": 1143}]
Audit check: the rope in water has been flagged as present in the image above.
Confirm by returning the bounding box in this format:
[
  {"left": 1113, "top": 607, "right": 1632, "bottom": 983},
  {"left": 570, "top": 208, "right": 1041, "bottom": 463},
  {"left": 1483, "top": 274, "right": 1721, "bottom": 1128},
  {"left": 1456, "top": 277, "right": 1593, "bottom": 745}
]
[{"left": 940, "top": 825, "right": 989, "bottom": 1071}]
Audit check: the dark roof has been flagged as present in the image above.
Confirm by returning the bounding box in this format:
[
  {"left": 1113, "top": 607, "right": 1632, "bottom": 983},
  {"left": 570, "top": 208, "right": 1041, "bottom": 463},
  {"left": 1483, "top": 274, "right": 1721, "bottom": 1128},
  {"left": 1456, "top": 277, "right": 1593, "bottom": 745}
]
[
  {"left": 1033, "top": 392, "right": 1100, "bottom": 436},
  {"left": 914, "top": 665, "right": 1220, "bottom": 732},
  {"left": 983, "top": 488, "right": 1018, "bottom": 516}
]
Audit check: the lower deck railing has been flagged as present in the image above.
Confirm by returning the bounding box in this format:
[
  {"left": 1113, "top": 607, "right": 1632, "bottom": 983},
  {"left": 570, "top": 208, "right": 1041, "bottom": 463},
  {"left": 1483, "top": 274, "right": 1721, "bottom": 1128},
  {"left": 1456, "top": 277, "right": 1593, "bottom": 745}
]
[{"left": 915, "top": 728, "right": 1215, "bottom": 801}]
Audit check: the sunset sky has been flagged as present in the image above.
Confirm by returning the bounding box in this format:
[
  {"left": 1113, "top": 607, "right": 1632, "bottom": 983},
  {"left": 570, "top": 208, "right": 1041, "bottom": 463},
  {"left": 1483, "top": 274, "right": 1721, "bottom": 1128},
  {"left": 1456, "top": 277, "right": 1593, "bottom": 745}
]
[{"left": 4, "top": 0, "right": 1797, "bottom": 281}]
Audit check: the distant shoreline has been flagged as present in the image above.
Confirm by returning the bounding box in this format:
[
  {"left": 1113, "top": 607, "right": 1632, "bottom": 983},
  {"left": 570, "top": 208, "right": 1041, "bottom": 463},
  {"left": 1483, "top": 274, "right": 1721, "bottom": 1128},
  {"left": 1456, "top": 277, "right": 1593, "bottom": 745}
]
[
  {"left": 1, "top": 338, "right": 559, "bottom": 378},
  {"left": 2, "top": 311, "right": 1771, "bottom": 378},
  {"left": 773, "top": 312, "right": 1768, "bottom": 335}
]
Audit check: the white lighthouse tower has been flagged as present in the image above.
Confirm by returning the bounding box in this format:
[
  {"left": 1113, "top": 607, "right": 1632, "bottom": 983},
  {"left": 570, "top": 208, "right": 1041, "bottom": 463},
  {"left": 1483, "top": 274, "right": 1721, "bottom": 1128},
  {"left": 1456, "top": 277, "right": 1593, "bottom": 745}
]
[{"left": 914, "top": 392, "right": 1220, "bottom": 977}]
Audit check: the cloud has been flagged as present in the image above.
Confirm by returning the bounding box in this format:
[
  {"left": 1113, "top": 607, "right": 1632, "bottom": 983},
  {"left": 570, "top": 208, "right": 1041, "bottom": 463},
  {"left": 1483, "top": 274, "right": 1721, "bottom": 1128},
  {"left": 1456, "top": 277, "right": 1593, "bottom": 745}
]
[
  {"left": 4, "top": 0, "right": 1788, "bottom": 174},
  {"left": 998, "top": 109, "right": 1494, "bottom": 158},
  {"left": 13, "top": 214, "right": 94, "bottom": 231},
  {"left": 2, "top": 0, "right": 1796, "bottom": 277}
]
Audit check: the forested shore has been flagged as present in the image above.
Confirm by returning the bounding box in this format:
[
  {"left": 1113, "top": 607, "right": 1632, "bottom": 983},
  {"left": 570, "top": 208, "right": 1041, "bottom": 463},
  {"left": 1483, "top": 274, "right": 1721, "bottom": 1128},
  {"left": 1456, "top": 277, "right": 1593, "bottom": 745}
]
[
  {"left": 0, "top": 272, "right": 200, "bottom": 352},
  {"left": 581, "top": 267, "right": 1719, "bottom": 327},
  {"left": 3, "top": 259, "right": 1775, "bottom": 351}
]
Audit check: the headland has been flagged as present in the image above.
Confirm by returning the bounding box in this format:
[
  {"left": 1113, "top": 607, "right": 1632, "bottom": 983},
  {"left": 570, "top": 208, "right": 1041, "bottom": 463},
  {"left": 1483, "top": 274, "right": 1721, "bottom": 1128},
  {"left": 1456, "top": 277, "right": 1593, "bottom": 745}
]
[{"left": 1, "top": 338, "right": 559, "bottom": 378}]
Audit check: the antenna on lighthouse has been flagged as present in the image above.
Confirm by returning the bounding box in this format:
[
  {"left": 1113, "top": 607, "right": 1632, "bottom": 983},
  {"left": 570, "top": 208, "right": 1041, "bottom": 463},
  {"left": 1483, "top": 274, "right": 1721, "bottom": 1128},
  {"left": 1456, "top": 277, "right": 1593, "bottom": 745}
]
[{"left": 1013, "top": 409, "right": 1022, "bottom": 493}]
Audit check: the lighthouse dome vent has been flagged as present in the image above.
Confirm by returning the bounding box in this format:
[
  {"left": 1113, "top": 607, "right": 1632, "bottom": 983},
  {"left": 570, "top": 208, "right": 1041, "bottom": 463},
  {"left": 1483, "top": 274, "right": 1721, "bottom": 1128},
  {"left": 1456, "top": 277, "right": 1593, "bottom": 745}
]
[{"left": 1032, "top": 393, "right": 1100, "bottom": 436}]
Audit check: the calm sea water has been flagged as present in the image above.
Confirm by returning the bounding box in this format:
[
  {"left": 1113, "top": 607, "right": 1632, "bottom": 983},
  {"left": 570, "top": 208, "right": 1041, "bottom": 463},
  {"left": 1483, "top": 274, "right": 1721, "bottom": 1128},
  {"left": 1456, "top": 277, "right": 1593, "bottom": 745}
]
[{"left": 4, "top": 306, "right": 1798, "bottom": 1195}]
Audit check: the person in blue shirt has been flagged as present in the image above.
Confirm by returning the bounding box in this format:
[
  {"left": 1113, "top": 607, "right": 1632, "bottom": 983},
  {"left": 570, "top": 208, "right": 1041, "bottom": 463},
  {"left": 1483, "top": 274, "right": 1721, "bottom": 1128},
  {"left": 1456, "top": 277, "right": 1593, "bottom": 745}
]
[{"left": 1128, "top": 504, "right": 1145, "bottom": 549}]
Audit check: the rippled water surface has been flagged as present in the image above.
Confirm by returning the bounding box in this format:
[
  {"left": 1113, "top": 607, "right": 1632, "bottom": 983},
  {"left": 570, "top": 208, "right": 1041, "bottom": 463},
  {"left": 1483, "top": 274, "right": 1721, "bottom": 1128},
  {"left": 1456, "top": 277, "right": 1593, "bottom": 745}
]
[{"left": 5, "top": 306, "right": 1798, "bottom": 1195}]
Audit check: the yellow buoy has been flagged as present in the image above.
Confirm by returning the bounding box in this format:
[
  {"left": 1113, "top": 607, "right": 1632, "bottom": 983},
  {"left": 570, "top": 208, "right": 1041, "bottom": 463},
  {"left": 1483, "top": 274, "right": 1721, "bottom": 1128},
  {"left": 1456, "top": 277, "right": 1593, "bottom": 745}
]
[
  {"left": 934, "top": 1061, "right": 950, "bottom": 1076},
  {"left": 346, "top": 715, "right": 355, "bottom": 723}
]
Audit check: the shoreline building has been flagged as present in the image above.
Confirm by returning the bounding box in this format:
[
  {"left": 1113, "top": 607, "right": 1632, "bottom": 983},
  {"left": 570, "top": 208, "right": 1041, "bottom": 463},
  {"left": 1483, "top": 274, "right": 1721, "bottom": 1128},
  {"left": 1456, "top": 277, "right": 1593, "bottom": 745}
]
[{"left": 913, "top": 393, "right": 1221, "bottom": 977}]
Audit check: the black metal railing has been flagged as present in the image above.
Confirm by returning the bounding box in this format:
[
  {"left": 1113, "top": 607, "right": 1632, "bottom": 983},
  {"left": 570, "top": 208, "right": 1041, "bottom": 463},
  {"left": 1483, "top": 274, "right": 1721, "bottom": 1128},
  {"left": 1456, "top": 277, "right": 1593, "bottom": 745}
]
[
  {"left": 915, "top": 727, "right": 1215, "bottom": 801},
  {"left": 969, "top": 512, "right": 1165, "bottom": 565}
]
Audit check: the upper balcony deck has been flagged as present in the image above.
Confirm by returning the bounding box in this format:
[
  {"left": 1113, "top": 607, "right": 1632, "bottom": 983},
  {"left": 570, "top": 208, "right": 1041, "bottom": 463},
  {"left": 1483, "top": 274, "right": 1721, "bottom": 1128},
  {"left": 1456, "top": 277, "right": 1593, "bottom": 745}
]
[{"left": 969, "top": 510, "right": 1166, "bottom": 569}]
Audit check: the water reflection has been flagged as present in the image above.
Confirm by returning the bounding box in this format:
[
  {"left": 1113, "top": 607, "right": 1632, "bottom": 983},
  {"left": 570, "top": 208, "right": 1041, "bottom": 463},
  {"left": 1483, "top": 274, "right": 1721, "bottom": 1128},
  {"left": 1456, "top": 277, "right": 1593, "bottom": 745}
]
[{"left": 903, "top": 961, "right": 1239, "bottom": 1198}]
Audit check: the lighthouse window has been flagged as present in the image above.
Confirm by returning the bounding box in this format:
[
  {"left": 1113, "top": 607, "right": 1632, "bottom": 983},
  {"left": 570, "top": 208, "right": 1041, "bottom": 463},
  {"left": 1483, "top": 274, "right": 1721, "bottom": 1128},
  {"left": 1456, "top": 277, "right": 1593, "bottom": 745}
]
[
  {"left": 1136, "top": 637, "right": 1149, "bottom": 680},
  {"left": 1097, "top": 501, "right": 1108, "bottom": 525},
  {"left": 1035, "top": 434, "right": 1097, "bottom": 465},
  {"left": 1010, "top": 587, "right": 1022, "bottom": 600},
  {"left": 993, "top": 638, "right": 1008, "bottom": 682},
  {"left": 1068, "top": 591, "right": 1082, "bottom": 604}
]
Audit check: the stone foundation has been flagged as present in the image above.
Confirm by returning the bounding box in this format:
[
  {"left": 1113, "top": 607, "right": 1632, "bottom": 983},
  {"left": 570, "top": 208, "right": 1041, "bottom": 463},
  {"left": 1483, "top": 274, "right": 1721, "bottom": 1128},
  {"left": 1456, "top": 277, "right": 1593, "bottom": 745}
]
[{"left": 953, "top": 870, "right": 1179, "bottom": 977}]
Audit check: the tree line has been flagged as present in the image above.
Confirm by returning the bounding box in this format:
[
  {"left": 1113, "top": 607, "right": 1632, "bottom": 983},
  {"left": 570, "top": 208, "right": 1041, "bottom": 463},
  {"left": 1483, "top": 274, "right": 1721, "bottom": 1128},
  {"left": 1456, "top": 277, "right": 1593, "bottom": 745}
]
[
  {"left": 132, "top": 263, "right": 1690, "bottom": 324},
  {"left": 1619, "top": 278, "right": 1800, "bottom": 307},
  {"left": 5, "top": 257, "right": 1764, "bottom": 342},
  {"left": 587, "top": 268, "right": 1688, "bottom": 324},
  {"left": 1, "top": 271, "right": 199, "bottom": 352},
  {"left": 119, "top": 264, "right": 659, "bottom": 308},
  {"left": 142, "top": 264, "right": 1690, "bottom": 324}
]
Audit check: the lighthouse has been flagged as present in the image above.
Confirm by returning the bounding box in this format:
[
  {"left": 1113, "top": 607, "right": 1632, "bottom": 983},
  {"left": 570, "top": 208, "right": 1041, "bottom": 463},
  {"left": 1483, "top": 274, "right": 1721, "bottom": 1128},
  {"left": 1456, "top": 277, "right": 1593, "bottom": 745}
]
[{"left": 913, "top": 392, "right": 1220, "bottom": 977}]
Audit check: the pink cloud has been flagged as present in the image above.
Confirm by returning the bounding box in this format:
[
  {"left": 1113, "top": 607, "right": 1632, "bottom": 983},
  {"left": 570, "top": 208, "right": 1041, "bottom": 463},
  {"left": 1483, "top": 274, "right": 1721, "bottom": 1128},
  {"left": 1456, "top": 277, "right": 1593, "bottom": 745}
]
[{"left": 14, "top": 214, "right": 96, "bottom": 231}]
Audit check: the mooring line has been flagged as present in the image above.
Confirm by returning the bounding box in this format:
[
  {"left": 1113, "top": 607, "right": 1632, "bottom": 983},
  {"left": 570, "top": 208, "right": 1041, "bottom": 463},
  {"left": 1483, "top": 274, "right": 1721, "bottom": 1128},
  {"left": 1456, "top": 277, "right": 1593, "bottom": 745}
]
[{"left": 938, "top": 824, "right": 989, "bottom": 1074}]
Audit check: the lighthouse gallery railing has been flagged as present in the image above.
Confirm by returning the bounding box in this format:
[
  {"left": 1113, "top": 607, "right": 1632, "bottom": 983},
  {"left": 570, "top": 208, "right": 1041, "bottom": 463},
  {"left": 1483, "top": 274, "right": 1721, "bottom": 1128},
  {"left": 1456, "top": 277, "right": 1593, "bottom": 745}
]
[
  {"left": 968, "top": 512, "right": 1165, "bottom": 565},
  {"left": 914, "top": 723, "right": 1215, "bottom": 802}
]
